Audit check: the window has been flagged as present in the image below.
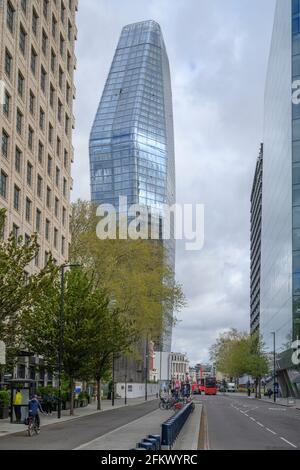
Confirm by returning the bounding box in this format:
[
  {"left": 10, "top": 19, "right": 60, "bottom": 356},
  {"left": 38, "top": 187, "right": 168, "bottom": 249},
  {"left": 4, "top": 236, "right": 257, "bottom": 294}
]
[
  {"left": 38, "top": 141, "right": 44, "bottom": 164},
  {"left": 50, "top": 84, "right": 55, "bottom": 108},
  {"left": 62, "top": 207, "right": 66, "bottom": 226},
  {"left": 64, "top": 149, "right": 68, "bottom": 169},
  {"left": 5, "top": 49, "right": 12, "bottom": 78},
  {"left": 21, "top": 0, "right": 27, "bottom": 15},
  {"left": 45, "top": 219, "right": 50, "bottom": 240},
  {"left": 16, "top": 109, "right": 23, "bottom": 135},
  {"left": 46, "top": 187, "right": 52, "bottom": 208},
  {"left": 55, "top": 197, "right": 59, "bottom": 217},
  {"left": 35, "top": 246, "right": 40, "bottom": 267},
  {"left": 66, "top": 82, "right": 71, "bottom": 105},
  {"left": 15, "top": 147, "right": 22, "bottom": 173},
  {"left": 2, "top": 130, "right": 9, "bottom": 158},
  {"left": 57, "top": 137, "right": 61, "bottom": 157},
  {"left": 65, "top": 114, "right": 70, "bottom": 136},
  {"left": 25, "top": 197, "right": 32, "bottom": 222},
  {"left": 60, "top": 34, "right": 65, "bottom": 56},
  {"left": 47, "top": 156, "right": 52, "bottom": 177},
  {"left": 61, "top": 1, "right": 66, "bottom": 23},
  {"left": 27, "top": 161, "right": 33, "bottom": 186},
  {"left": 42, "top": 29, "right": 48, "bottom": 55},
  {"left": 63, "top": 177, "right": 67, "bottom": 197},
  {"left": 62, "top": 236, "right": 65, "bottom": 255},
  {"left": 67, "top": 51, "right": 71, "bottom": 73},
  {"left": 0, "top": 171, "right": 7, "bottom": 199},
  {"left": 19, "top": 25, "right": 27, "bottom": 55},
  {"left": 54, "top": 228, "right": 58, "bottom": 248},
  {"left": 29, "top": 90, "right": 35, "bottom": 115},
  {"left": 51, "top": 49, "right": 56, "bottom": 73},
  {"left": 3, "top": 91, "right": 10, "bottom": 117},
  {"left": 37, "top": 175, "right": 43, "bottom": 198},
  {"left": 17, "top": 71, "right": 24, "bottom": 97},
  {"left": 52, "top": 14, "right": 57, "bottom": 38},
  {"left": 41, "top": 66, "right": 47, "bottom": 93},
  {"left": 28, "top": 126, "right": 34, "bottom": 150},
  {"left": 32, "top": 8, "right": 38, "bottom": 35},
  {"left": 30, "top": 47, "right": 37, "bottom": 75},
  {"left": 68, "top": 20, "right": 72, "bottom": 41},
  {"left": 58, "top": 99, "right": 62, "bottom": 122},
  {"left": 49, "top": 123, "right": 54, "bottom": 145},
  {"left": 56, "top": 167, "right": 60, "bottom": 187},
  {"left": 36, "top": 209, "right": 41, "bottom": 233},
  {"left": 13, "top": 185, "right": 20, "bottom": 211},
  {"left": 59, "top": 67, "right": 64, "bottom": 89},
  {"left": 12, "top": 224, "right": 19, "bottom": 240},
  {"left": 6, "top": 2, "right": 15, "bottom": 33},
  {"left": 39, "top": 108, "right": 45, "bottom": 131},
  {"left": 43, "top": 0, "right": 49, "bottom": 19}
]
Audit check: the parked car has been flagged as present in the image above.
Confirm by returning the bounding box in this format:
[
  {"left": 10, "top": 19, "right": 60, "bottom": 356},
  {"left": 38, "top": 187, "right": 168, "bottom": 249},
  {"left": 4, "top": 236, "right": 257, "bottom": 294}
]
[{"left": 227, "top": 383, "right": 236, "bottom": 393}]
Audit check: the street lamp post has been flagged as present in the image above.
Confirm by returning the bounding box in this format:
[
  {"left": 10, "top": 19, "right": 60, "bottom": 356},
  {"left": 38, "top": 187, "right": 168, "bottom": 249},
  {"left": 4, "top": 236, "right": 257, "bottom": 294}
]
[
  {"left": 271, "top": 332, "right": 276, "bottom": 403},
  {"left": 57, "top": 264, "right": 81, "bottom": 419},
  {"left": 112, "top": 352, "right": 115, "bottom": 407},
  {"left": 145, "top": 335, "right": 149, "bottom": 402}
]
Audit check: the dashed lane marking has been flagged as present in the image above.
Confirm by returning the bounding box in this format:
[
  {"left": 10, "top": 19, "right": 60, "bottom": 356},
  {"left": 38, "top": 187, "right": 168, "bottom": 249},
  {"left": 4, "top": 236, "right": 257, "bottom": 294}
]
[{"left": 280, "top": 437, "right": 297, "bottom": 449}]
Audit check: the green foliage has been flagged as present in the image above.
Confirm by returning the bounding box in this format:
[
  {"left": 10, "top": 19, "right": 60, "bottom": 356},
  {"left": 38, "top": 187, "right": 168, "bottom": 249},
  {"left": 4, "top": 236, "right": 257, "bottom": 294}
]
[
  {"left": 210, "top": 329, "right": 269, "bottom": 381},
  {"left": 0, "top": 390, "right": 10, "bottom": 407},
  {"left": 0, "top": 208, "right": 57, "bottom": 351},
  {"left": 69, "top": 200, "right": 186, "bottom": 342}
]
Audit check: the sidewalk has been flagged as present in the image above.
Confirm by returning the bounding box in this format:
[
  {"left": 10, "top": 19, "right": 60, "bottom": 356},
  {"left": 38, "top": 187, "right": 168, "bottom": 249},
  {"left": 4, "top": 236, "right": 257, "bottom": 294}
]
[
  {"left": 75, "top": 408, "right": 174, "bottom": 450},
  {"left": 0, "top": 396, "right": 158, "bottom": 438},
  {"left": 173, "top": 404, "right": 202, "bottom": 450},
  {"left": 223, "top": 392, "right": 300, "bottom": 410}
]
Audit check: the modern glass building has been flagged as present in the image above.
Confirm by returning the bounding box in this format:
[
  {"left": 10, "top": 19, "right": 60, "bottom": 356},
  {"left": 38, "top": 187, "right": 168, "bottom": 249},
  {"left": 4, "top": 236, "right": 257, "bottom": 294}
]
[
  {"left": 89, "top": 20, "right": 175, "bottom": 356},
  {"left": 260, "top": 0, "right": 300, "bottom": 396}
]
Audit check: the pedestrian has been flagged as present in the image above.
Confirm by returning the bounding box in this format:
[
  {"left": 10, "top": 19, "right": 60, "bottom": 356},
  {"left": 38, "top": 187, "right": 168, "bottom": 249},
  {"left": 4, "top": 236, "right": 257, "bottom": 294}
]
[
  {"left": 13, "top": 388, "right": 23, "bottom": 423},
  {"left": 267, "top": 388, "right": 273, "bottom": 399}
]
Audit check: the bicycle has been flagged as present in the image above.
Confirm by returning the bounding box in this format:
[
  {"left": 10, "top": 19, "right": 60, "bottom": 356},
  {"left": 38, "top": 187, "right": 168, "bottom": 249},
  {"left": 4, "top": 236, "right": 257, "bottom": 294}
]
[{"left": 26, "top": 415, "right": 40, "bottom": 437}]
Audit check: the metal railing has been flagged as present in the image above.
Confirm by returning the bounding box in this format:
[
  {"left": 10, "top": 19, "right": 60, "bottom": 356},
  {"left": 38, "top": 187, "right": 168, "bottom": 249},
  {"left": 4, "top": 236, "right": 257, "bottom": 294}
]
[{"left": 161, "top": 402, "right": 194, "bottom": 449}]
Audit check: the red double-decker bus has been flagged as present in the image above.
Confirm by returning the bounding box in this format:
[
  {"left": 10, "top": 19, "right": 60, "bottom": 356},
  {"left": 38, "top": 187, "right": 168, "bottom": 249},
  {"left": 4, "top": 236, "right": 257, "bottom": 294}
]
[{"left": 204, "top": 377, "right": 217, "bottom": 395}]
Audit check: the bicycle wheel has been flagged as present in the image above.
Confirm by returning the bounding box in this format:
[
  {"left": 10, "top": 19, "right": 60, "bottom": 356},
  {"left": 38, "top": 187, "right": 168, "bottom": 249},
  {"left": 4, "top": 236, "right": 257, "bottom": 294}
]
[
  {"left": 27, "top": 422, "right": 34, "bottom": 437},
  {"left": 34, "top": 424, "right": 40, "bottom": 435},
  {"left": 159, "top": 401, "right": 166, "bottom": 410}
]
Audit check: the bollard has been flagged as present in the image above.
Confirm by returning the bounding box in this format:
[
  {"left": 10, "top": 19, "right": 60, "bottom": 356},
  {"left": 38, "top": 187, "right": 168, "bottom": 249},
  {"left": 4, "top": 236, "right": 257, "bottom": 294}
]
[
  {"left": 138, "top": 441, "right": 154, "bottom": 450},
  {"left": 148, "top": 434, "right": 161, "bottom": 450},
  {"left": 161, "top": 403, "right": 194, "bottom": 448}
]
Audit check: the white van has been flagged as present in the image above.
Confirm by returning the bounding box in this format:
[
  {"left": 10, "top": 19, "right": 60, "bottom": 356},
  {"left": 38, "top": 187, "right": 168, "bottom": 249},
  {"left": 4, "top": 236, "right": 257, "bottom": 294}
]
[{"left": 227, "top": 383, "right": 236, "bottom": 393}]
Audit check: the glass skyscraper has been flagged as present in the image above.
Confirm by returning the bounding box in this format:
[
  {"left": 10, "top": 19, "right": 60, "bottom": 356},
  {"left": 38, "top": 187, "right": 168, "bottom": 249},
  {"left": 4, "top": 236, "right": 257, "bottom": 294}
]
[
  {"left": 89, "top": 20, "right": 175, "bottom": 353},
  {"left": 260, "top": 0, "right": 300, "bottom": 397}
]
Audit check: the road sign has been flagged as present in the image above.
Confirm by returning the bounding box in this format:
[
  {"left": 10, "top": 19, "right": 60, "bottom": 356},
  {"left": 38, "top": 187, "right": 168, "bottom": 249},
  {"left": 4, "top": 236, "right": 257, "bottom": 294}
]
[{"left": 0, "top": 342, "right": 6, "bottom": 365}]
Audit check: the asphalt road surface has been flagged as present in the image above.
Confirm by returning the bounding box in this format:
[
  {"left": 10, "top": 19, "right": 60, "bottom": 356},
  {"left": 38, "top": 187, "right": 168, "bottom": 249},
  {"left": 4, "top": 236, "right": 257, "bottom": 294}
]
[
  {"left": 197, "top": 394, "right": 300, "bottom": 450},
  {"left": 0, "top": 400, "right": 159, "bottom": 450}
]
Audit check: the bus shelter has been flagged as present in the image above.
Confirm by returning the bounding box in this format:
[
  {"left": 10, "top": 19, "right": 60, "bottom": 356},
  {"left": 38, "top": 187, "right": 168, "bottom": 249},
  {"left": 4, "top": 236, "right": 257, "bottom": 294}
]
[{"left": 9, "top": 379, "right": 36, "bottom": 424}]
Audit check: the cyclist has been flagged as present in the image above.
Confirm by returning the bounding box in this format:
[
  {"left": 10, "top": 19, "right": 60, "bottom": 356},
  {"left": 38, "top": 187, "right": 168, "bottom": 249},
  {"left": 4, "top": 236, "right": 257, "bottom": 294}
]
[{"left": 28, "top": 395, "right": 44, "bottom": 430}]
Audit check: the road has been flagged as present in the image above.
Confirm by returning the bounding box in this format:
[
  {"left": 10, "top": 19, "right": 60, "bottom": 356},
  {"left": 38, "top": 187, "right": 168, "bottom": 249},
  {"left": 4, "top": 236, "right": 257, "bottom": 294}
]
[
  {"left": 0, "top": 400, "right": 159, "bottom": 450},
  {"left": 197, "top": 394, "right": 300, "bottom": 450}
]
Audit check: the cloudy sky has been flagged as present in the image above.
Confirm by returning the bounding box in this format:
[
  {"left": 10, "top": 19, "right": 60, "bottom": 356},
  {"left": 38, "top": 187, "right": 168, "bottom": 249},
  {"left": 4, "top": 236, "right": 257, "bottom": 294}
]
[{"left": 72, "top": 0, "right": 276, "bottom": 365}]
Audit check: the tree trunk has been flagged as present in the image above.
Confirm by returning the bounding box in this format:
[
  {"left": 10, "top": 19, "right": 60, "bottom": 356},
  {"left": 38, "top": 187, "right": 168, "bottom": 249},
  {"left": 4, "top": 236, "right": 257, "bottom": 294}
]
[
  {"left": 70, "top": 378, "right": 74, "bottom": 416},
  {"left": 97, "top": 378, "right": 101, "bottom": 411}
]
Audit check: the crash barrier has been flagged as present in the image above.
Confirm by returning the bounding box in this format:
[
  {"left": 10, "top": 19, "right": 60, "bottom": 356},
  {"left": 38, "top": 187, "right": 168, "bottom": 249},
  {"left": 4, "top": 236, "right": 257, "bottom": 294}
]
[
  {"left": 161, "top": 402, "right": 194, "bottom": 449},
  {"left": 130, "top": 434, "right": 161, "bottom": 451}
]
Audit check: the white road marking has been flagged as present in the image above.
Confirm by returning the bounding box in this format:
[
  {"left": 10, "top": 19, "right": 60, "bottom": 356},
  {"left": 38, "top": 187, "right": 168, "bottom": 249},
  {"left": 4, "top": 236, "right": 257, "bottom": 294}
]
[
  {"left": 280, "top": 437, "right": 297, "bottom": 449},
  {"left": 266, "top": 428, "right": 277, "bottom": 435},
  {"left": 256, "top": 422, "right": 264, "bottom": 428}
]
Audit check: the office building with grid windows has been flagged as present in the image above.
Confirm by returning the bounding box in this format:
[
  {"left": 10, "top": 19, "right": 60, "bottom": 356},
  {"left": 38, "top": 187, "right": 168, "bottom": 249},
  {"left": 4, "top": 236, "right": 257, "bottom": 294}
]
[
  {"left": 0, "top": 0, "right": 77, "bottom": 386},
  {"left": 0, "top": 0, "right": 77, "bottom": 271}
]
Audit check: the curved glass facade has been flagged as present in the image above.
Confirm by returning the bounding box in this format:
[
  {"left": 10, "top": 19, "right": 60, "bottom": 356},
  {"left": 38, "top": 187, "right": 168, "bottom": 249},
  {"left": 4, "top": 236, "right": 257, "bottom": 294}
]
[{"left": 89, "top": 20, "right": 175, "bottom": 351}]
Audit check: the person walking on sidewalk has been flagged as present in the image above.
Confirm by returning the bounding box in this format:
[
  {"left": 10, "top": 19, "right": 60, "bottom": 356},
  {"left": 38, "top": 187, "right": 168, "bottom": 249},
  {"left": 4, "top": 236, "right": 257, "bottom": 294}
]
[{"left": 13, "top": 389, "right": 23, "bottom": 423}]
